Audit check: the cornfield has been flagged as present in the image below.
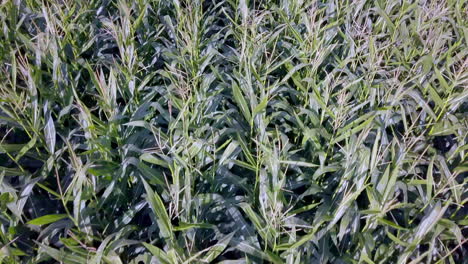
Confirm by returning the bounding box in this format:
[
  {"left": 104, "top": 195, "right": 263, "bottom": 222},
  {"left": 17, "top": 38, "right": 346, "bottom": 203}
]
[{"left": 0, "top": 0, "right": 466, "bottom": 263}]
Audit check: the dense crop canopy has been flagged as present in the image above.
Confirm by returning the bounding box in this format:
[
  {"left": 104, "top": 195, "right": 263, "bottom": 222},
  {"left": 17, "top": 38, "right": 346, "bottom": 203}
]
[{"left": 0, "top": 0, "right": 466, "bottom": 263}]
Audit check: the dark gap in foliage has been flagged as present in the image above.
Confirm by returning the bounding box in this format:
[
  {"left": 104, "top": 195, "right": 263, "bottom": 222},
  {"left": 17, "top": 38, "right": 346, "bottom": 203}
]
[
  {"left": 133, "top": 208, "right": 155, "bottom": 230},
  {"left": 356, "top": 191, "right": 370, "bottom": 210},
  {"left": 215, "top": 248, "right": 244, "bottom": 261},
  {"left": 2, "top": 127, "right": 29, "bottom": 144},
  {"left": 433, "top": 135, "right": 456, "bottom": 154},
  {"left": 18, "top": 156, "right": 43, "bottom": 174}
]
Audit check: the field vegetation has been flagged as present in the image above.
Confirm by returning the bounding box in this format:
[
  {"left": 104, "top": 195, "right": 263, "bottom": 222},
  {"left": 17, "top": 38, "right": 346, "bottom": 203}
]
[{"left": 0, "top": 0, "right": 467, "bottom": 263}]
